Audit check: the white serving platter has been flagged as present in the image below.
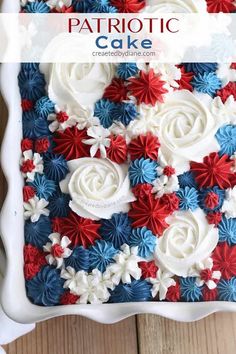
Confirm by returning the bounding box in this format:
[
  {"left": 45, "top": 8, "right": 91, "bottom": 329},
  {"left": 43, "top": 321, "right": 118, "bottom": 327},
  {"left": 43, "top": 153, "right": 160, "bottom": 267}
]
[{"left": 1, "top": 0, "right": 236, "bottom": 324}]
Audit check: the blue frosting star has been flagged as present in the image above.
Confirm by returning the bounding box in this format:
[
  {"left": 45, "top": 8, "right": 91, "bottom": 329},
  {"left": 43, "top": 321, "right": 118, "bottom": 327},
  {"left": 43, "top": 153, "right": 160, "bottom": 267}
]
[
  {"left": 28, "top": 174, "right": 57, "bottom": 200},
  {"left": 129, "top": 227, "right": 157, "bottom": 258},
  {"left": 216, "top": 125, "right": 236, "bottom": 156},
  {"left": 48, "top": 190, "right": 71, "bottom": 218},
  {"left": 65, "top": 246, "right": 90, "bottom": 272},
  {"left": 43, "top": 153, "right": 69, "bottom": 182},
  {"left": 199, "top": 186, "right": 225, "bottom": 213},
  {"left": 89, "top": 240, "right": 118, "bottom": 273},
  {"left": 21, "top": 63, "right": 40, "bottom": 71},
  {"left": 94, "top": 99, "right": 116, "bottom": 128},
  {"left": 180, "top": 277, "right": 203, "bottom": 302},
  {"left": 24, "top": 1, "right": 50, "bottom": 13},
  {"left": 35, "top": 96, "right": 55, "bottom": 119},
  {"left": 184, "top": 63, "right": 218, "bottom": 75},
  {"left": 26, "top": 266, "right": 64, "bottom": 306},
  {"left": 192, "top": 72, "right": 222, "bottom": 97},
  {"left": 117, "top": 63, "right": 139, "bottom": 80},
  {"left": 77, "top": 0, "right": 117, "bottom": 12},
  {"left": 178, "top": 171, "right": 197, "bottom": 189},
  {"left": 113, "top": 102, "right": 138, "bottom": 126},
  {"left": 23, "top": 111, "right": 49, "bottom": 139},
  {"left": 100, "top": 213, "right": 132, "bottom": 249},
  {"left": 18, "top": 69, "right": 46, "bottom": 100},
  {"left": 129, "top": 158, "right": 158, "bottom": 187},
  {"left": 25, "top": 215, "right": 52, "bottom": 248},
  {"left": 218, "top": 216, "right": 236, "bottom": 246},
  {"left": 218, "top": 277, "right": 236, "bottom": 302},
  {"left": 109, "top": 280, "right": 152, "bottom": 303},
  {"left": 176, "top": 187, "right": 199, "bottom": 211}
]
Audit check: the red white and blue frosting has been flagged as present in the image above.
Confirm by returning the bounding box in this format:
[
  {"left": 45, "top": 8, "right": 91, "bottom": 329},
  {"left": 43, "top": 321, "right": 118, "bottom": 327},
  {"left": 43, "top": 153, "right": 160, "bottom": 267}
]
[{"left": 19, "top": 0, "right": 236, "bottom": 306}]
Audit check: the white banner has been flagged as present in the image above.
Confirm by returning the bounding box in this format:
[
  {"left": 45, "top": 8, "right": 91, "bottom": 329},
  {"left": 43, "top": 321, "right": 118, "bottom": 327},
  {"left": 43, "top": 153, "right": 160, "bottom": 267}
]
[{"left": 0, "top": 13, "right": 235, "bottom": 62}]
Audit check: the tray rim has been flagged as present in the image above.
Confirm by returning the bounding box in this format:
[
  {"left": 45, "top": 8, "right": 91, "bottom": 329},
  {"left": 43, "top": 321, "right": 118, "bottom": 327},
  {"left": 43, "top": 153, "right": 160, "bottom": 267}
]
[{"left": 1, "top": 0, "right": 236, "bottom": 325}]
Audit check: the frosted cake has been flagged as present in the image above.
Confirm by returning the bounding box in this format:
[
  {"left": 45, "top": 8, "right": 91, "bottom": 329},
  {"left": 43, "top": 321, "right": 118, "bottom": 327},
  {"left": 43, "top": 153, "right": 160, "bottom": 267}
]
[{"left": 19, "top": 0, "right": 236, "bottom": 306}]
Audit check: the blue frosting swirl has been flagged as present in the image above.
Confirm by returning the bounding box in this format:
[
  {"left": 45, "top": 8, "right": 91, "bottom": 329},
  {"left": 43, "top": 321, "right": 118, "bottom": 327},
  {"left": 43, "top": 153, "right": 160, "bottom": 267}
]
[
  {"left": 94, "top": 99, "right": 116, "bottom": 128},
  {"left": 216, "top": 125, "right": 236, "bottom": 156},
  {"left": 176, "top": 187, "right": 199, "bottom": 211},
  {"left": 129, "top": 227, "right": 156, "bottom": 258},
  {"left": 180, "top": 277, "right": 203, "bottom": 302},
  {"left": 109, "top": 280, "right": 152, "bottom": 303},
  {"left": 129, "top": 158, "right": 158, "bottom": 187},
  {"left": 65, "top": 246, "right": 90, "bottom": 272},
  {"left": 113, "top": 102, "right": 138, "bottom": 126},
  {"left": 23, "top": 111, "right": 49, "bottom": 139},
  {"left": 100, "top": 213, "right": 132, "bottom": 249},
  {"left": 24, "top": 1, "right": 50, "bottom": 13},
  {"left": 26, "top": 266, "right": 64, "bottom": 306},
  {"left": 89, "top": 240, "right": 118, "bottom": 272},
  {"left": 178, "top": 171, "right": 197, "bottom": 188},
  {"left": 35, "top": 96, "right": 55, "bottom": 119},
  {"left": 117, "top": 63, "right": 139, "bottom": 80},
  {"left": 25, "top": 215, "right": 52, "bottom": 248},
  {"left": 218, "top": 277, "right": 236, "bottom": 301},
  {"left": 192, "top": 72, "right": 222, "bottom": 97},
  {"left": 18, "top": 68, "right": 45, "bottom": 100},
  {"left": 43, "top": 153, "right": 69, "bottom": 182},
  {"left": 184, "top": 63, "right": 218, "bottom": 75},
  {"left": 199, "top": 186, "right": 225, "bottom": 213},
  {"left": 218, "top": 216, "right": 236, "bottom": 246},
  {"left": 28, "top": 174, "right": 57, "bottom": 200},
  {"left": 48, "top": 190, "right": 71, "bottom": 217}
]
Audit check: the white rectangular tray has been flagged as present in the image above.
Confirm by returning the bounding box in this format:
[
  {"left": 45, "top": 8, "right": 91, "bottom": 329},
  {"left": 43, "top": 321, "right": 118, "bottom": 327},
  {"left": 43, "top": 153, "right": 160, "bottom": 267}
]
[{"left": 1, "top": 0, "right": 236, "bottom": 324}]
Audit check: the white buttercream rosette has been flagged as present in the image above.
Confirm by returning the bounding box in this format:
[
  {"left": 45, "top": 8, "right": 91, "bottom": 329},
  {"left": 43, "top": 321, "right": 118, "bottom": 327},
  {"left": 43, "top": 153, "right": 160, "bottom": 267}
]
[
  {"left": 60, "top": 158, "right": 135, "bottom": 220},
  {"left": 40, "top": 63, "right": 115, "bottom": 109},
  {"left": 155, "top": 209, "right": 219, "bottom": 277},
  {"left": 154, "top": 90, "right": 220, "bottom": 174}
]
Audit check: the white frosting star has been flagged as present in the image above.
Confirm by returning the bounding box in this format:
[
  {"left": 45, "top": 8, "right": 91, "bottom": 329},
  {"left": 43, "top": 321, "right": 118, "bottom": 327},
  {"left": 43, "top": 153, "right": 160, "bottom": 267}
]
[
  {"left": 149, "top": 269, "right": 176, "bottom": 301},
  {"left": 43, "top": 233, "right": 72, "bottom": 269},
  {"left": 152, "top": 174, "right": 179, "bottom": 198},
  {"left": 46, "top": 0, "right": 72, "bottom": 10},
  {"left": 23, "top": 196, "right": 49, "bottom": 222},
  {"left": 194, "top": 258, "right": 221, "bottom": 290},
  {"left": 210, "top": 95, "right": 236, "bottom": 125},
  {"left": 221, "top": 186, "right": 236, "bottom": 219},
  {"left": 20, "top": 150, "right": 44, "bottom": 182},
  {"left": 83, "top": 126, "right": 111, "bottom": 158},
  {"left": 106, "top": 244, "right": 142, "bottom": 285}
]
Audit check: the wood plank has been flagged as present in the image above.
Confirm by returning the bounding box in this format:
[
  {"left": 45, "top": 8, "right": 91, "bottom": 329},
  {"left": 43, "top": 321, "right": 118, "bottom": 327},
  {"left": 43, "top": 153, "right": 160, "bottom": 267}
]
[
  {"left": 3, "top": 316, "right": 138, "bottom": 354},
  {"left": 136, "top": 313, "right": 236, "bottom": 354}
]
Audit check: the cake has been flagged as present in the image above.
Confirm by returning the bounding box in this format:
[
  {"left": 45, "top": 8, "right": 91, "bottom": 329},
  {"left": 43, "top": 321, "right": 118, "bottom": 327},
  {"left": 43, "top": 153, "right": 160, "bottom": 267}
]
[{"left": 19, "top": 0, "right": 236, "bottom": 306}]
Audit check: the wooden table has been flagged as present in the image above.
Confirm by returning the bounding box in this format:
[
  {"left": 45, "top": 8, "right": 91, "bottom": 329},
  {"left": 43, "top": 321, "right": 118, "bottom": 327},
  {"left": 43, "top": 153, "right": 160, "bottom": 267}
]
[{"left": 1, "top": 83, "right": 236, "bottom": 354}]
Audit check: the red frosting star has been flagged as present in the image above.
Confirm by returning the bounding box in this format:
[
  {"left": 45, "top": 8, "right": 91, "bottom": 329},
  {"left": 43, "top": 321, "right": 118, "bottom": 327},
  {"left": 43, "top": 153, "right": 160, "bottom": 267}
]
[
  {"left": 206, "top": 0, "right": 236, "bottom": 13},
  {"left": 163, "top": 166, "right": 176, "bottom": 177},
  {"left": 190, "top": 152, "right": 233, "bottom": 189},
  {"left": 35, "top": 137, "right": 50, "bottom": 154},
  {"left": 139, "top": 261, "right": 158, "bottom": 279},
  {"left": 132, "top": 183, "right": 153, "bottom": 199},
  {"left": 53, "top": 126, "right": 90, "bottom": 161},
  {"left": 176, "top": 66, "right": 194, "bottom": 91},
  {"left": 202, "top": 287, "right": 218, "bottom": 301},
  {"left": 128, "top": 133, "right": 160, "bottom": 161},
  {"left": 106, "top": 134, "right": 127, "bottom": 164},
  {"left": 128, "top": 69, "right": 168, "bottom": 106},
  {"left": 23, "top": 186, "right": 36, "bottom": 202},
  {"left": 206, "top": 212, "right": 222, "bottom": 226},
  {"left": 166, "top": 282, "right": 180, "bottom": 302},
  {"left": 60, "top": 291, "right": 80, "bottom": 305},
  {"left": 103, "top": 78, "right": 128, "bottom": 103},
  {"left": 217, "top": 82, "right": 236, "bottom": 103},
  {"left": 110, "top": 0, "right": 145, "bottom": 12},
  {"left": 21, "top": 99, "right": 33, "bottom": 112},
  {"left": 21, "top": 138, "right": 33, "bottom": 152},
  {"left": 212, "top": 242, "right": 236, "bottom": 279},
  {"left": 24, "top": 244, "right": 46, "bottom": 280},
  {"left": 204, "top": 192, "right": 219, "bottom": 209},
  {"left": 160, "top": 193, "right": 180, "bottom": 214},
  {"left": 230, "top": 63, "right": 236, "bottom": 70},
  {"left": 129, "top": 195, "right": 170, "bottom": 235},
  {"left": 59, "top": 212, "right": 101, "bottom": 248}
]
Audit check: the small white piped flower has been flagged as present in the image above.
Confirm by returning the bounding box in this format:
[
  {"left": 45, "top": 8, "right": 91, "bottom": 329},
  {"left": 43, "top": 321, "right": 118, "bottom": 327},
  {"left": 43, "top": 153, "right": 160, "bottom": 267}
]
[
  {"left": 152, "top": 174, "right": 179, "bottom": 198},
  {"left": 83, "top": 126, "right": 111, "bottom": 158},
  {"left": 221, "top": 186, "right": 236, "bottom": 218},
  {"left": 20, "top": 150, "right": 43, "bottom": 182},
  {"left": 149, "top": 63, "right": 181, "bottom": 90},
  {"left": 195, "top": 258, "right": 221, "bottom": 290},
  {"left": 149, "top": 269, "right": 176, "bottom": 301},
  {"left": 43, "top": 233, "right": 72, "bottom": 269},
  {"left": 46, "top": 0, "right": 72, "bottom": 10},
  {"left": 210, "top": 95, "right": 236, "bottom": 125},
  {"left": 106, "top": 244, "right": 142, "bottom": 285},
  {"left": 23, "top": 196, "right": 49, "bottom": 222}
]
